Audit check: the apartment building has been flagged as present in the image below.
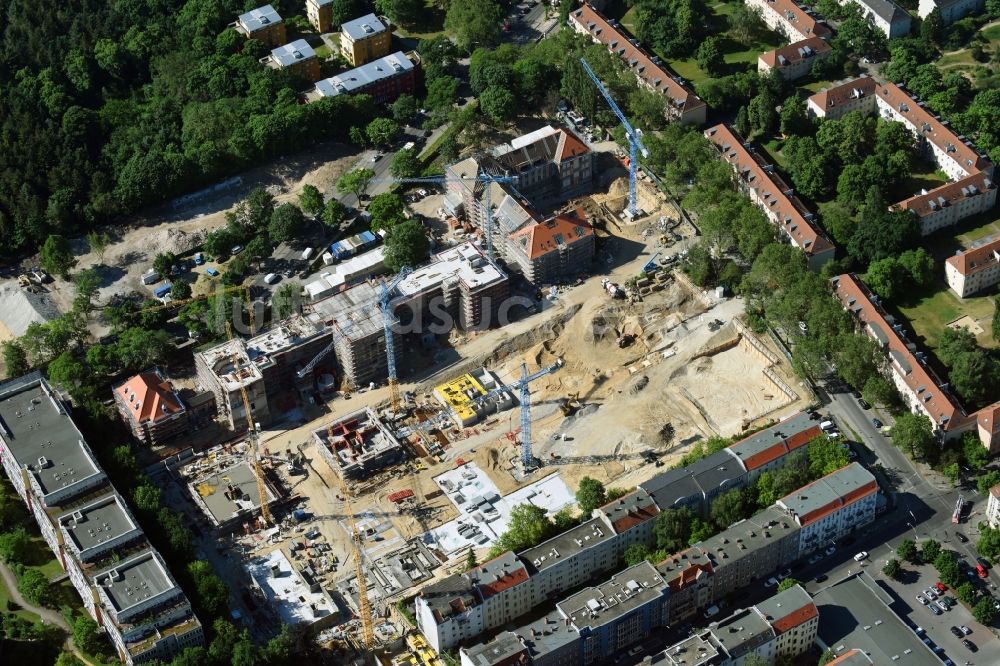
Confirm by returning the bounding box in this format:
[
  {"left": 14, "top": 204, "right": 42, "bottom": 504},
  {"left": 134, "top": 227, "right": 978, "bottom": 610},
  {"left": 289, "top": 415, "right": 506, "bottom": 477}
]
[
  {"left": 744, "top": 0, "right": 832, "bottom": 41},
  {"left": 809, "top": 78, "right": 997, "bottom": 235},
  {"left": 233, "top": 4, "right": 286, "bottom": 47},
  {"left": 727, "top": 411, "right": 822, "bottom": 481},
  {"left": 833, "top": 272, "right": 1000, "bottom": 454},
  {"left": 261, "top": 39, "right": 321, "bottom": 81},
  {"left": 306, "top": 0, "right": 335, "bottom": 32},
  {"left": 195, "top": 315, "right": 333, "bottom": 431},
  {"left": 840, "top": 0, "right": 911, "bottom": 38},
  {"left": 492, "top": 126, "right": 595, "bottom": 203},
  {"left": 987, "top": 483, "right": 1000, "bottom": 528},
  {"left": 660, "top": 585, "right": 818, "bottom": 665},
  {"left": 308, "top": 51, "right": 419, "bottom": 104},
  {"left": 705, "top": 124, "right": 836, "bottom": 269},
  {"left": 757, "top": 37, "right": 832, "bottom": 81},
  {"left": 0, "top": 373, "right": 203, "bottom": 664},
  {"left": 655, "top": 547, "right": 714, "bottom": 623},
  {"left": 919, "top": 0, "right": 984, "bottom": 24},
  {"left": 340, "top": 13, "right": 392, "bottom": 66},
  {"left": 506, "top": 208, "right": 595, "bottom": 285},
  {"left": 417, "top": 575, "right": 485, "bottom": 652},
  {"left": 113, "top": 369, "right": 188, "bottom": 446},
  {"left": 569, "top": 4, "right": 707, "bottom": 125}
]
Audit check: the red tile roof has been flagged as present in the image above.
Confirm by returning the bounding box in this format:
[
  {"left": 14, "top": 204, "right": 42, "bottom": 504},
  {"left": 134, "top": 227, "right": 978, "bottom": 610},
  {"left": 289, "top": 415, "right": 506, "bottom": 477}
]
[
  {"left": 770, "top": 602, "right": 818, "bottom": 634},
  {"left": 758, "top": 37, "right": 831, "bottom": 69},
  {"left": 508, "top": 208, "right": 593, "bottom": 260},
  {"left": 807, "top": 76, "right": 878, "bottom": 115},
  {"left": 833, "top": 273, "right": 964, "bottom": 431},
  {"left": 946, "top": 236, "right": 1000, "bottom": 277},
  {"left": 896, "top": 171, "right": 995, "bottom": 219},
  {"left": 556, "top": 129, "right": 590, "bottom": 162},
  {"left": 705, "top": 124, "right": 833, "bottom": 258},
  {"left": 570, "top": 4, "right": 705, "bottom": 118},
  {"left": 826, "top": 649, "right": 873, "bottom": 665},
  {"left": 758, "top": 0, "right": 831, "bottom": 39},
  {"left": 477, "top": 567, "right": 530, "bottom": 598},
  {"left": 116, "top": 371, "right": 183, "bottom": 424}
]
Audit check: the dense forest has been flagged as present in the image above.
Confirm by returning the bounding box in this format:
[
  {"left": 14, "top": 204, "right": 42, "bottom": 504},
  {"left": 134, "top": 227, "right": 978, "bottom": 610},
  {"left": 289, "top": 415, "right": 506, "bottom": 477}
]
[{"left": 0, "top": 0, "right": 376, "bottom": 258}]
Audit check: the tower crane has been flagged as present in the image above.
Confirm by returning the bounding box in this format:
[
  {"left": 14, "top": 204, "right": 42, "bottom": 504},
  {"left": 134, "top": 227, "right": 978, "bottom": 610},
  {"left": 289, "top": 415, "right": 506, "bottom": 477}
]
[
  {"left": 378, "top": 266, "right": 413, "bottom": 413},
  {"left": 338, "top": 475, "right": 375, "bottom": 651},
  {"left": 295, "top": 319, "right": 351, "bottom": 381},
  {"left": 224, "top": 321, "right": 271, "bottom": 526},
  {"left": 579, "top": 57, "right": 650, "bottom": 218}
]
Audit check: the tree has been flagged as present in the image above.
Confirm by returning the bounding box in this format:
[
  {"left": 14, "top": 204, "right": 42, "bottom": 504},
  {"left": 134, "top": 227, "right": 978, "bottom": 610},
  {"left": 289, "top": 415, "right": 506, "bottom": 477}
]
[
  {"left": 321, "top": 199, "right": 348, "bottom": 230},
  {"left": 897, "top": 539, "right": 919, "bottom": 563},
  {"left": 956, "top": 581, "right": 977, "bottom": 605},
  {"left": 383, "top": 220, "right": 429, "bottom": 272},
  {"left": 465, "top": 548, "right": 477, "bottom": 571},
  {"left": 979, "top": 469, "right": 1000, "bottom": 496},
  {"left": 778, "top": 578, "right": 801, "bottom": 591},
  {"left": 734, "top": 105, "right": 751, "bottom": 138},
  {"left": 0, "top": 526, "right": 31, "bottom": 564},
  {"left": 299, "top": 184, "right": 324, "bottom": 217},
  {"left": 922, "top": 539, "right": 942, "bottom": 563},
  {"left": 779, "top": 95, "right": 812, "bottom": 137},
  {"left": 349, "top": 125, "right": 366, "bottom": 147},
  {"left": 366, "top": 118, "right": 401, "bottom": 147},
  {"left": 728, "top": 4, "right": 768, "bottom": 45},
  {"left": 40, "top": 235, "right": 77, "bottom": 279},
  {"left": 367, "top": 193, "right": 407, "bottom": 233},
  {"left": 655, "top": 505, "right": 696, "bottom": 552},
  {"left": 883, "top": 558, "right": 901, "bottom": 579},
  {"left": 425, "top": 75, "right": 460, "bottom": 111},
  {"left": 993, "top": 295, "right": 1000, "bottom": 342},
  {"left": 17, "top": 567, "right": 50, "bottom": 606},
  {"left": 576, "top": 477, "right": 608, "bottom": 516},
  {"left": 710, "top": 489, "right": 747, "bottom": 530},
  {"left": 337, "top": 168, "right": 375, "bottom": 202},
  {"left": 391, "top": 148, "right": 421, "bottom": 179},
  {"left": 48, "top": 351, "right": 92, "bottom": 401},
  {"left": 56, "top": 653, "right": 84, "bottom": 666},
  {"left": 978, "top": 526, "right": 1000, "bottom": 564},
  {"left": 890, "top": 412, "right": 936, "bottom": 460},
  {"left": 376, "top": 0, "right": 425, "bottom": 24},
  {"left": 865, "top": 257, "right": 905, "bottom": 300},
  {"left": 153, "top": 251, "right": 178, "bottom": 280},
  {"left": 973, "top": 595, "right": 996, "bottom": 624},
  {"left": 933, "top": 550, "right": 960, "bottom": 587},
  {"left": 624, "top": 543, "right": 652, "bottom": 566},
  {"left": 943, "top": 462, "right": 960, "bottom": 487},
  {"left": 391, "top": 94, "right": 419, "bottom": 125},
  {"left": 188, "top": 560, "right": 230, "bottom": 617},
  {"left": 748, "top": 91, "right": 778, "bottom": 137},
  {"left": 493, "top": 504, "right": 558, "bottom": 554},
  {"left": 445, "top": 0, "right": 504, "bottom": 52},
  {"left": 86, "top": 230, "right": 111, "bottom": 264},
  {"left": 696, "top": 37, "right": 725, "bottom": 77},
  {"left": 818, "top": 650, "right": 836, "bottom": 666},
  {"left": 3, "top": 341, "right": 30, "bottom": 378},
  {"left": 479, "top": 86, "right": 517, "bottom": 123},
  {"left": 269, "top": 203, "right": 306, "bottom": 244},
  {"left": 272, "top": 283, "right": 301, "bottom": 319},
  {"left": 963, "top": 433, "right": 989, "bottom": 472},
  {"left": 73, "top": 615, "right": 104, "bottom": 655},
  {"left": 171, "top": 281, "right": 192, "bottom": 300}
]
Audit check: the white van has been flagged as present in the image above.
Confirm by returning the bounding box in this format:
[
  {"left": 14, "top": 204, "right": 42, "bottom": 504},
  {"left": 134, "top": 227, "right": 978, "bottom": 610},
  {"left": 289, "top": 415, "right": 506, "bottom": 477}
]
[
  {"left": 141, "top": 269, "right": 159, "bottom": 285},
  {"left": 820, "top": 420, "right": 835, "bottom": 431},
  {"left": 703, "top": 605, "right": 720, "bottom": 619},
  {"left": 301, "top": 247, "right": 315, "bottom": 261},
  {"left": 264, "top": 273, "right": 279, "bottom": 285}
]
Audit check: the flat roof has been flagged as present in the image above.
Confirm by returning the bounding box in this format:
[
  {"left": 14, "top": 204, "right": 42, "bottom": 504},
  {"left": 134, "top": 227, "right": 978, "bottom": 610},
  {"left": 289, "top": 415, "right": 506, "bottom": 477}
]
[
  {"left": 341, "top": 13, "right": 388, "bottom": 40},
  {"left": 558, "top": 561, "right": 667, "bottom": 629},
  {"left": 60, "top": 493, "right": 141, "bottom": 558},
  {"left": 755, "top": 584, "right": 817, "bottom": 633},
  {"left": 191, "top": 461, "right": 270, "bottom": 525},
  {"left": 238, "top": 4, "right": 282, "bottom": 32},
  {"left": 596, "top": 487, "right": 659, "bottom": 534},
  {"left": 814, "top": 573, "right": 940, "bottom": 666},
  {"left": 512, "top": 608, "right": 580, "bottom": 661},
  {"left": 196, "top": 338, "right": 263, "bottom": 391},
  {"left": 710, "top": 607, "right": 775, "bottom": 659},
  {"left": 657, "top": 631, "right": 721, "bottom": 665},
  {"left": 0, "top": 374, "right": 104, "bottom": 501},
  {"left": 395, "top": 241, "right": 506, "bottom": 298},
  {"left": 777, "top": 463, "right": 877, "bottom": 526},
  {"left": 462, "top": 631, "right": 529, "bottom": 666},
  {"left": 246, "top": 549, "right": 336, "bottom": 625},
  {"left": 469, "top": 551, "right": 531, "bottom": 599},
  {"left": 418, "top": 572, "right": 479, "bottom": 622},
  {"left": 309, "top": 281, "right": 384, "bottom": 342},
  {"left": 697, "top": 505, "right": 800, "bottom": 562},
  {"left": 313, "top": 51, "right": 413, "bottom": 98},
  {"left": 522, "top": 515, "right": 616, "bottom": 573},
  {"left": 267, "top": 39, "right": 316, "bottom": 67},
  {"left": 95, "top": 549, "right": 177, "bottom": 614},
  {"left": 639, "top": 448, "right": 745, "bottom": 510}
]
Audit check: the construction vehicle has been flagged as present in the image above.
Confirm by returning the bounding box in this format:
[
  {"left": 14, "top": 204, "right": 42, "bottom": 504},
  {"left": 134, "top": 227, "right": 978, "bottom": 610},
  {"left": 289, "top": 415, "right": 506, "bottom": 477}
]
[
  {"left": 224, "top": 321, "right": 271, "bottom": 526},
  {"left": 560, "top": 392, "right": 580, "bottom": 417},
  {"left": 601, "top": 278, "right": 624, "bottom": 299},
  {"left": 580, "top": 57, "right": 650, "bottom": 218}
]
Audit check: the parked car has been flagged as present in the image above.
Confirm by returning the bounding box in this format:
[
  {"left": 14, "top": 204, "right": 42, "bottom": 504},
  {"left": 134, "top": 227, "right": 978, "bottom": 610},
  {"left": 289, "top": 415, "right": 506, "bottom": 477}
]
[
  {"left": 230, "top": 245, "right": 243, "bottom": 255},
  {"left": 935, "top": 582, "right": 947, "bottom": 593},
  {"left": 808, "top": 554, "right": 823, "bottom": 565},
  {"left": 703, "top": 605, "right": 720, "bottom": 619},
  {"left": 960, "top": 625, "right": 972, "bottom": 635},
  {"left": 949, "top": 626, "right": 963, "bottom": 637},
  {"left": 206, "top": 267, "right": 219, "bottom": 277},
  {"left": 957, "top": 532, "right": 969, "bottom": 543},
  {"left": 764, "top": 577, "right": 778, "bottom": 587},
  {"left": 928, "top": 604, "right": 941, "bottom": 615},
  {"left": 976, "top": 564, "right": 988, "bottom": 578},
  {"left": 924, "top": 588, "right": 938, "bottom": 600},
  {"left": 916, "top": 594, "right": 928, "bottom": 605},
  {"left": 962, "top": 639, "right": 977, "bottom": 652},
  {"left": 778, "top": 568, "right": 792, "bottom": 580},
  {"left": 825, "top": 545, "right": 836, "bottom": 556},
  {"left": 976, "top": 557, "right": 991, "bottom": 570},
  {"left": 814, "top": 573, "right": 827, "bottom": 583},
  {"left": 194, "top": 252, "right": 204, "bottom": 265},
  {"left": 872, "top": 417, "right": 883, "bottom": 428},
  {"left": 936, "top": 600, "right": 949, "bottom": 612},
  {"left": 854, "top": 551, "right": 869, "bottom": 562},
  {"left": 858, "top": 398, "right": 870, "bottom": 409}
]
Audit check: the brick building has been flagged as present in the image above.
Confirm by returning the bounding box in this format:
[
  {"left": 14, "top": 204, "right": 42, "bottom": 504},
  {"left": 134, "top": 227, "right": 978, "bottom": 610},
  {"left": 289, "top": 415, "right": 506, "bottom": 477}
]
[
  {"left": 308, "top": 51, "right": 419, "bottom": 104},
  {"left": 306, "top": 0, "right": 335, "bottom": 32}
]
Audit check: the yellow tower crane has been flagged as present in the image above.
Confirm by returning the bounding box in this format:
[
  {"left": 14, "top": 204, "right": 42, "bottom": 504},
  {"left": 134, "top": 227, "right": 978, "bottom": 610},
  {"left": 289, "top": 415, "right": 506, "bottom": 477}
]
[
  {"left": 338, "top": 471, "right": 375, "bottom": 650},
  {"left": 225, "top": 321, "right": 271, "bottom": 526}
]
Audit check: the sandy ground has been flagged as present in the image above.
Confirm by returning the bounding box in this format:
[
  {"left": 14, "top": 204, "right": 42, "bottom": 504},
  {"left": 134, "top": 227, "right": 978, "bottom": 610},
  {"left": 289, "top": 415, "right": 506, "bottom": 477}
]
[{"left": 28, "top": 143, "right": 362, "bottom": 337}]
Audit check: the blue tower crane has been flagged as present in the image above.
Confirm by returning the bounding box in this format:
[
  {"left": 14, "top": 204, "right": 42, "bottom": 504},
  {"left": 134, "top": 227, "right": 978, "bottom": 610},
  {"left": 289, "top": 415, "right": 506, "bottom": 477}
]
[
  {"left": 579, "top": 57, "right": 650, "bottom": 218},
  {"left": 378, "top": 266, "right": 413, "bottom": 413}
]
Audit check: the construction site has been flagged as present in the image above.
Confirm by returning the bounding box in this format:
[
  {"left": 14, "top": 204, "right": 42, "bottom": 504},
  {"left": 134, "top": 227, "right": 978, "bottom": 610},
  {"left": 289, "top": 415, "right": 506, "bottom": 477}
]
[{"left": 131, "top": 126, "right": 816, "bottom": 665}]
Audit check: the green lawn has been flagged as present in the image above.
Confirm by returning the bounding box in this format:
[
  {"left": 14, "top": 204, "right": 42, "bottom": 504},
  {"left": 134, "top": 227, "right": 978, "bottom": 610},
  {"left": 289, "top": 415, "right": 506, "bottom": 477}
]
[
  {"left": 897, "top": 282, "right": 997, "bottom": 350},
  {"left": 0, "top": 570, "right": 46, "bottom": 627},
  {"left": 621, "top": 6, "right": 638, "bottom": 31},
  {"left": 887, "top": 164, "right": 949, "bottom": 203}
]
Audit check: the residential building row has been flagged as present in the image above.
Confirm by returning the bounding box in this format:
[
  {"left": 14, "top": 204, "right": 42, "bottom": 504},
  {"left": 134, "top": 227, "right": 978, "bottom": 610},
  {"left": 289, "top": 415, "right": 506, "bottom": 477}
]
[
  {"left": 840, "top": 0, "right": 911, "bottom": 39},
  {"left": 986, "top": 482, "right": 1000, "bottom": 528},
  {"left": 945, "top": 235, "right": 1000, "bottom": 298},
  {"left": 832, "top": 272, "right": 1000, "bottom": 454},
  {"left": 307, "top": 50, "right": 420, "bottom": 104},
  {"left": 451, "top": 463, "right": 875, "bottom": 664},
  {"left": 745, "top": 0, "right": 831, "bottom": 43},
  {"left": 0, "top": 372, "right": 203, "bottom": 664},
  {"left": 416, "top": 410, "right": 853, "bottom": 651},
  {"left": 918, "top": 0, "right": 985, "bottom": 24},
  {"left": 704, "top": 124, "right": 836, "bottom": 270},
  {"left": 757, "top": 36, "right": 832, "bottom": 81},
  {"left": 569, "top": 4, "right": 707, "bottom": 125},
  {"left": 807, "top": 77, "right": 996, "bottom": 237}
]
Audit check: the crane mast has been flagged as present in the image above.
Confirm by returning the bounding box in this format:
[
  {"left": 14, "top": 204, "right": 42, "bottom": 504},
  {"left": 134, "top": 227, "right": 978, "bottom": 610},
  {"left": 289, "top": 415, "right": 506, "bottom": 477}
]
[
  {"left": 224, "top": 322, "right": 271, "bottom": 526},
  {"left": 379, "top": 267, "right": 413, "bottom": 413},
  {"left": 340, "top": 475, "right": 375, "bottom": 649}
]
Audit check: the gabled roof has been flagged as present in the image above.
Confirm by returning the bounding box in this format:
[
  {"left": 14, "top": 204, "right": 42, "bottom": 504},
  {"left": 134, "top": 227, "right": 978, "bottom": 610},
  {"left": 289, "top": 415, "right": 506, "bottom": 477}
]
[
  {"left": 556, "top": 129, "right": 589, "bottom": 163},
  {"left": 946, "top": 235, "right": 1000, "bottom": 277},
  {"left": 758, "top": 36, "right": 831, "bottom": 69},
  {"left": 115, "top": 370, "right": 184, "bottom": 424},
  {"left": 508, "top": 208, "right": 593, "bottom": 260},
  {"left": 597, "top": 488, "right": 659, "bottom": 534},
  {"left": 471, "top": 551, "right": 531, "bottom": 598},
  {"left": 807, "top": 76, "right": 878, "bottom": 113},
  {"left": 777, "top": 463, "right": 877, "bottom": 527},
  {"left": 896, "top": 171, "right": 995, "bottom": 219},
  {"left": 762, "top": 0, "right": 832, "bottom": 39}
]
